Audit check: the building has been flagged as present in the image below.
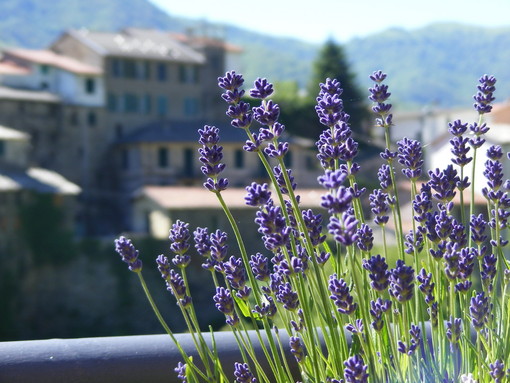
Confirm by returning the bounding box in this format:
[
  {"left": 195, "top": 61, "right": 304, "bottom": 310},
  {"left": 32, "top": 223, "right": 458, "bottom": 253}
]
[
  {"left": 0, "top": 28, "right": 323, "bottom": 234},
  {"left": 0, "top": 125, "right": 80, "bottom": 253}
]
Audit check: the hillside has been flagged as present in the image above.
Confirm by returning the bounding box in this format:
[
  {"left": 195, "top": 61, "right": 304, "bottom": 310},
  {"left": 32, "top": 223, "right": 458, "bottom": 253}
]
[{"left": 1, "top": 0, "right": 510, "bottom": 108}]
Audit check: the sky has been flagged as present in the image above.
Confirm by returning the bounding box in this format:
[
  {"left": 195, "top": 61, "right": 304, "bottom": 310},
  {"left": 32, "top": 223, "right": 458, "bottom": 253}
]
[{"left": 149, "top": 0, "right": 510, "bottom": 43}]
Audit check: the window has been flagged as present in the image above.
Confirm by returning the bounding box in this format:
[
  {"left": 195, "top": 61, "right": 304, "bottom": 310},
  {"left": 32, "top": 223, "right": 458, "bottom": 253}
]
[
  {"left": 124, "top": 93, "right": 139, "bottom": 113},
  {"left": 40, "top": 65, "right": 50, "bottom": 75},
  {"left": 69, "top": 111, "right": 79, "bottom": 126},
  {"left": 121, "top": 148, "right": 129, "bottom": 170},
  {"left": 184, "top": 98, "right": 200, "bottom": 116},
  {"left": 157, "top": 95, "right": 168, "bottom": 117},
  {"left": 124, "top": 60, "right": 137, "bottom": 79},
  {"left": 107, "top": 93, "right": 117, "bottom": 112},
  {"left": 183, "top": 148, "right": 194, "bottom": 177},
  {"left": 138, "top": 61, "right": 151, "bottom": 80},
  {"left": 157, "top": 63, "right": 166, "bottom": 81},
  {"left": 0, "top": 141, "right": 5, "bottom": 157},
  {"left": 234, "top": 149, "right": 244, "bottom": 169},
  {"left": 111, "top": 59, "right": 122, "bottom": 77},
  {"left": 115, "top": 124, "right": 123, "bottom": 139},
  {"left": 87, "top": 112, "right": 97, "bottom": 127},
  {"left": 158, "top": 147, "right": 169, "bottom": 168},
  {"left": 143, "top": 94, "right": 152, "bottom": 114},
  {"left": 179, "top": 65, "right": 199, "bottom": 84},
  {"left": 85, "top": 78, "right": 96, "bottom": 94}
]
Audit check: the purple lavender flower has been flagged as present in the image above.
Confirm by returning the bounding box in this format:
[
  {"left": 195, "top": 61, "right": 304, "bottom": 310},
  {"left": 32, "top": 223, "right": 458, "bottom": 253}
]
[
  {"left": 389, "top": 259, "right": 415, "bottom": 303},
  {"left": 174, "top": 362, "right": 187, "bottom": 383},
  {"left": 369, "top": 71, "right": 392, "bottom": 128},
  {"left": 234, "top": 362, "right": 257, "bottom": 383},
  {"left": 450, "top": 135, "right": 472, "bottom": 166},
  {"left": 289, "top": 336, "right": 305, "bottom": 364},
  {"left": 489, "top": 359, "right": 505, "bottom": 383},
  {"left": 470, "top": 291, "right": 490, "bottom": 331},
  {"left": 481, "top": 253, "right": 497, "bottom": 292},
  {"left": 446, "top": 316, "right": 463, "bottom": 350},
  {"left": 264, "top": 141, "right": 289, "bottom": 158},
  {"left": 169, "top": 220, "right": 190, "bottom": 251},
  {"left": 321, "top": 186, "right": 353, "bottom": 214},
  {"left": 429, "top": 302, "right": 439, "bottom": 328},
  {"left": 469, "top": 122, "right": 490, "bottom": 148},
  {"left": 214, "top": 286, "right": 239, "bottom": 325},
  {"left": 255, "top": 204, "right": 291, "bottom": 251},
  {"left": 245, "top": 182, "right": 272, "bottom": 207},
  {"left": 276, "top": 282, "right": 299, "bottom": 311},
  {"left": 398, "top": 325, "right": 421, "bottom": 355},
  {"left": 220, "top": 256, "right": 249, "bottom": 292},
  {"left": 397, "top": 137, "right": 424, "bottom": 180},
  {"left": 362, "top": 254, "right": 390, "bottom": 292},
  {"left": 157, "top": 262, "right": 191, "bottom": 307},
  {"left": 343, "top": 354, "right": 369, "bottom": 383},
  {"left": 315, "top": 121, "right": 353, "bottom": 170},
  {"left": 356, "top": 223, "right": 374, "bottom": 252},
  {"left": 250, "top": 77, "right": 273, "bottom": 99},
  {"left": 404, "top": 229, "right": 424, "bottom": 254},
  {"left": 252, "top": 294, "right": 277, "bottom": 318},
  {"left": 470, "top": 214, "right": 488, "bottom": 246},
  {"left": 328, "top": 211, "right": 359, "bottom": 246},
  {"left": 318, "top": 169, "right": 348, "bottom": 189},
  {"left": 302, "top": 209, "right": 326, "bottom": 247},
  {"left": 345, "top": 319, "right": 364, "bottom": 335},
  {"left": 193, "top": 227, "right": 211, "bottom": 257},
  {"left": 369, "top": 189, "right": 391, "bottom": 226},
  {"left": 315, "top": 78, "right": 345, "bottom": 127},
  {"left": 198, "top": 125, "right": 228, "bottom": 192},
  {"left": 210, "top": 229, "right": 229, "bottom": 262},
  {"left": 253, "top": 100, "right": 280, "bottom": 126},
  {"left": 218, "top": 71, "right": 244, "bottom": 101},
  {"left": 428, "top": 165, "right": 459, "bottom": 203},
  {"left": 448, "top": 119, "right": 468, "bottom": 137},
  {"left": 369, "top": 298, "right": 392, "bottom": 332},
  {"left": 377, "top": 164, "right": 393, "bottom": 192},
  {"left": 413, "top": 190, "right": 433, "bottom": 224},
  {"left": 273, "top": 165, "right": 296, "bottom": 195},
  {"left": 444, "top": 242, "right": 461, "bottom": 280},
  {"left": 249, "top": 253, "right": 270, "bottom": 282},
  {"left": 417, "top": 268, "right": 435, "bottom": 305},
  {"left": 329, "top": 274, "right": 358, "bottom": 315},
  {"left": 473, "top": 74, "right": 496, "bottom": 114},
  {"left": 114, "top": 236, "right": 142, "bottom": 272}
]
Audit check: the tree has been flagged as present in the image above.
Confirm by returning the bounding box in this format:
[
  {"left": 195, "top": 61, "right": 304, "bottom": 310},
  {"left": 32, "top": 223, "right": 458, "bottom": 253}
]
[{"left": 308, "top": 39, "right": 369, "bottom": 136}]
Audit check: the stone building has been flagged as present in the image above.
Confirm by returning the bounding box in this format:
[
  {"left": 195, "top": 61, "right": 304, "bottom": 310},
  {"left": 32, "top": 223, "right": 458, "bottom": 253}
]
[{"left": 0, "top": 28, "right": 321, "bottom": 234}]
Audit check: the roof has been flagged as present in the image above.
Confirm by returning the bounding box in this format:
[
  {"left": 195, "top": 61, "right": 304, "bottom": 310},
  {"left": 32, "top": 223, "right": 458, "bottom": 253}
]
[
  {"left": 0, "top": 60, "right": 30, "bottom": 75},
  {"left": 169, "top": 32, "right": 243, "bottom": 53},
  {"left": 0, "top": 85, "right": 61, "bottom": 103},
  {"left": 4, "top": 49, "right": 102, "bottom": 75},
  {"left": 119, "top": 120, "right": 315, "bottom": 147},
  {"left": 119, "top": 119, "right": 247, "bottom": 144},
  {"left": 0, "top": 166, "right": 81, "bottom": 194},
  {"left": 69, "top": 29, "right": 205, "bottom": 63},
  {"left": 0, "top": 125, "right": 30, "bottom": 140},
  {"left": 136, "top": 186, "right": 324, "bottom": 209}
]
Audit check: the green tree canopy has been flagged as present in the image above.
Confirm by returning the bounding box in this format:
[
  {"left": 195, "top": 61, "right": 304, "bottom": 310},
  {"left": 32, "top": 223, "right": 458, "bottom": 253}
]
[{"left": 308, "top": 39, "right": 369, "bottom": 135}]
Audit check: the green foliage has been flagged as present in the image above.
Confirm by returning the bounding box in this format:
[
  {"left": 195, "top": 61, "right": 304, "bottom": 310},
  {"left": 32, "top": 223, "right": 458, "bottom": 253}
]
[
  {"left": 19, "top": 193, "right": 77, "bottom": 265},
  {"left": 308, "top": 39, "right": 369, "bottom": 135}
]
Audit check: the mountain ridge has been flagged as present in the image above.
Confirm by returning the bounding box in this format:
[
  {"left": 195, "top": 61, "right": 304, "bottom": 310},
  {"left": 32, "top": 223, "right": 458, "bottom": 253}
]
[{"left": 1, "top": 0, "right": 510, "bottom": 108}]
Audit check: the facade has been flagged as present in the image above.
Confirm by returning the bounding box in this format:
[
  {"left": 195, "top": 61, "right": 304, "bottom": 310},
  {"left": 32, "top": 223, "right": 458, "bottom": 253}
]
[
  {"left": 0, "top": 125, "right": 80, "bottom": 253},
  {"left": 0, "top": 28, "right": 318, "bottom": 234}
]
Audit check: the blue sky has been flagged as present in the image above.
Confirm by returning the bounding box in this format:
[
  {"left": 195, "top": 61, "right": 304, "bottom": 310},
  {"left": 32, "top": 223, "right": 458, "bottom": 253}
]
[{"left": 149, "top": 0, "right": 510, "bottom": 43}]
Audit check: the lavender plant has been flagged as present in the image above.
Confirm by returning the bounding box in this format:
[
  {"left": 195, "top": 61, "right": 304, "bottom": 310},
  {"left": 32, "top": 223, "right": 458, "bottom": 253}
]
[{"left": 114, "top": 71, "right": 510, "bottom": 382}]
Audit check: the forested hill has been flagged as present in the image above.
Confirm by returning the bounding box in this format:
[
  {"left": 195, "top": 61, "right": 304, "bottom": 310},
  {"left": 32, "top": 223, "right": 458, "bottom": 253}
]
[{"left": 1, "top": 0, "right": 510, "bottom": 108}]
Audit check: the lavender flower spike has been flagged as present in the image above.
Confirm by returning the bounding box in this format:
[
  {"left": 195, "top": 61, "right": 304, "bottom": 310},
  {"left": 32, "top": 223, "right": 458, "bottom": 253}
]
[
  {"left": 489, "top": 359, "right": 506, "bottom": 383},
  {"left": 343, "top": 354, "right": 369, "bottom": 383},
  {"left": 389, "top": 259, "right": 415, "bottom": 303},
  {"left": 397, "top": 137, "right": 424, "bottom": 180},
  {"left": 114, "top": 236, "right": 142, "bottom": 272},
  {"left": 234, "top": 362, "right": 257, "bottom": 383},
  {"left": 473, "top": 74, "right": 496, "bottom": 114},
  {"left": 470, "top": 291, "right": 490, "bottom": 331}
]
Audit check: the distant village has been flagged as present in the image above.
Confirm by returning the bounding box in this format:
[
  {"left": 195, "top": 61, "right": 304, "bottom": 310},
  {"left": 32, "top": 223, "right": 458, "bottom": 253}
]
[{"left": 1, "top": 27, "right": 510, "bottom": 251}]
